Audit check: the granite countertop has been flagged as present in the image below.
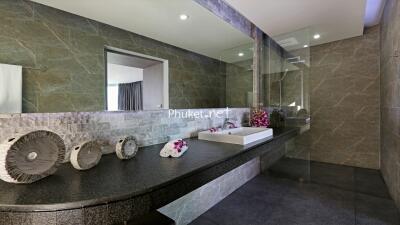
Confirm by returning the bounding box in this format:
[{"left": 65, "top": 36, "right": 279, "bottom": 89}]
[{"left": 0, "top": 127, "right": 298, "bottom": 212}]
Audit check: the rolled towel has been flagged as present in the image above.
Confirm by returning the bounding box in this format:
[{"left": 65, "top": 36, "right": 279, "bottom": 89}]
[{"left": 160, "top": 139, "right": 188, "bottom": 158}]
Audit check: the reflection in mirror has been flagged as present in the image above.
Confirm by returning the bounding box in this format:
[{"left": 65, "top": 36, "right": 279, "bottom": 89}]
[
  {"left": 221, "top": 43, "right": 254, "bottom": 108},
  {"left": 0, "top": 64, "right": 22, "bottom": 113},
  {"left": 263, "top": 28, "right": 310, "bottom": 118},
  {"left": 105, "top": 49, "right": 169, "bottom": 111},
  {"left": 0, "top": 0, "right": 253, "bottom": 114}
]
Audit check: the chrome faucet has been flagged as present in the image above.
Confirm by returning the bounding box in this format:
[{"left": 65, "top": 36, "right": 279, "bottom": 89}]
[{"left": 222, "top": 118, "right": 236, "bottom": 130}]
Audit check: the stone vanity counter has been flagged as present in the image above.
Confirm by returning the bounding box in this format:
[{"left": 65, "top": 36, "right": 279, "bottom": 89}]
[{"left": 0, "top": 127, "right": 298, "bottom": 225}]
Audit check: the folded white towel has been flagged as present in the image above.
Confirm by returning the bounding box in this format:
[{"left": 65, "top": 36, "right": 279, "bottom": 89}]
[{"left": 160, "top": 139, "right": 188, "bottom": 158}]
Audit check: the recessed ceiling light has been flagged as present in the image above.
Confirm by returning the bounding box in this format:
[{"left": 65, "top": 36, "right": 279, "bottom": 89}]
[
  {"left": 303, "top": 45, "right": 309, "bottom": 48},
  {"left": 179, "top": 14, "right": 189, "bottom": 20},
  {"left": 238, "top": 52, "right": 244, "bottom": 57},
  {"left": 313, "top": 34, "right": 321, "bottom": 39}
]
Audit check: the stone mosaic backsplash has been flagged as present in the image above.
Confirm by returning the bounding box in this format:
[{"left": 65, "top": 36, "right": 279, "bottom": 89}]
[{"left": 0, "top": 108, "right": 250, "bottom": 162}]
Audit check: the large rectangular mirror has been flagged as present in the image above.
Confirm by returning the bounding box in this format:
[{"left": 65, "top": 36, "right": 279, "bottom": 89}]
[{"left": 0, "top": 0, "right": 253, "bottom": 113}]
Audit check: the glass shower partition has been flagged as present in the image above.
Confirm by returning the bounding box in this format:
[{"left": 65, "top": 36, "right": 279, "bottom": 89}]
[{"left": 261, "top": 28, "right": 311, "bottom": 182}]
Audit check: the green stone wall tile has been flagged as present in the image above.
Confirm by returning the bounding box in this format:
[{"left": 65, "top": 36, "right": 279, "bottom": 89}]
[
  {"left": 0, "top": 0, "right": 240, "bottom": 113},
  {"left": 380, "top": 0, "right": 400, "bottom": 209},
  {"left": 0, "top": 0, "right": 254, "bottom": 114}
]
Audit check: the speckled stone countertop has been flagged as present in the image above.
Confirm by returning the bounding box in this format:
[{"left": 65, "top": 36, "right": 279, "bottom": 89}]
[{"left": 0, "top": 127, "right": 298, "bottom": 212}]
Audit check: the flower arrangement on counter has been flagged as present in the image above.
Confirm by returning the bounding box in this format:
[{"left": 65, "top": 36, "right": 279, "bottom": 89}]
[
  {"left": 160, "top": 139, "right": 188, "bottom": 158},
  {"left": 250, "top": 109, "right": 270, "bottom": 127},
  {"left": 173, "top": 139, "right": 188, "bottom": 153},
  {"left": 209, "top": 127, "right": 219, "bottom": 133}
]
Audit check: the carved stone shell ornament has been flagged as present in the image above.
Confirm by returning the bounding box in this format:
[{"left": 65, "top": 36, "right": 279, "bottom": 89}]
[
  {"left": 70, "top": 141, "right": 102, "bottom": 170},
  {"left": 0, "top": 130, "right": 65, "bottom": 184},
  {"left": 116, "top": 136, "right": 139, "bottom": 160}
]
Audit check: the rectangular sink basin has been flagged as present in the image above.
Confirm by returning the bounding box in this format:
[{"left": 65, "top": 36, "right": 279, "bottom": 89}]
[{"left": 198, "top": 127, "right": 273, "bottom": 145}]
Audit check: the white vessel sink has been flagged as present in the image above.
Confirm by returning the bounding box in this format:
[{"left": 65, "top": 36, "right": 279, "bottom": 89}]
[{"left": 198, "top": 127, "right": 273, "bottom": 145}]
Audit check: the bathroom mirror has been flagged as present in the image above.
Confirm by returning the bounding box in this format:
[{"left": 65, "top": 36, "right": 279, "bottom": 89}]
[
  {"left": 105, "top": 48, "right": 169, "bottom": 111},
  {"left": 0, "top": 0, "right": 253, "bottom": 114}
]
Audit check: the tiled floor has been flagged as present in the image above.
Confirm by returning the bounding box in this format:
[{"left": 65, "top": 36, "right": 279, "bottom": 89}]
[{"left": 189, "top": 159, "right": 400, "bottom": 225}]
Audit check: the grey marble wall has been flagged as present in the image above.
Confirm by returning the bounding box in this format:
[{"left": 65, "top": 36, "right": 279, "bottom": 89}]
[
  {"left": 159, "top": 157, "right": 260, "bottom": 225},
  {"left": 0, "top": 108, "right": 250, "bottom": 162},
  {"left": 0, "top": 0, "right": 226, "bottom": 112},
  {"left": 293, "top": 26, "right": 381, "bottom": 169},
  {"left": 380, "top": 0, "right": 400, "bottom": 209},
  {"left": 264, "top": 70, "right": 304, "bottom": 109},
  {"left": 226, "top": 62, "right": 253, "bottom": 107}
]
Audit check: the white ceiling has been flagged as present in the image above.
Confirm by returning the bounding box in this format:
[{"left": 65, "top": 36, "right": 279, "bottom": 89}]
[
  {"left": 224, "top": 0, "right": 367, "bottom": 47},
  {"left": 107, "top": 52, "right": 161, "bottom": 69},
  {"left": 31, "top": 0, "right": 253, "bottom": 62},
  {"left": 107, "top": 64, "right": 143, "bottom": 85}
]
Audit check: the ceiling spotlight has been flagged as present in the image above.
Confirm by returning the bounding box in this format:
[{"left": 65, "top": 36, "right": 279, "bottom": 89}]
[
  {"left": 238, "top": 52, "right": 244, "bottom": 57},
  {"left": 303, "top": 45, "right": 309, "bottom": 48},
  {"left": 179, "top": 14, "right": 189, "bottom": 20},
  {"left": 313, "top": 34, "right": 321, "bottom": 39}
]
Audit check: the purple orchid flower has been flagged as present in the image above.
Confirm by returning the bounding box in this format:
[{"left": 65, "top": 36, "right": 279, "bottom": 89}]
[{"left": 173, "top": 139, "right": 187, "bottom": 153}]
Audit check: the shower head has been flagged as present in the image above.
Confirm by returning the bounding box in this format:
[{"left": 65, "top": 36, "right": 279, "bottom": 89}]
[{"left": 286, "top": 56, "right": 305, "bottom": 64}]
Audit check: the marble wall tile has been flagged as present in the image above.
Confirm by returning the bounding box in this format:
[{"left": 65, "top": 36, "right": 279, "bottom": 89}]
[
  {"left": 226, "top": 62, "right": 253, "bottom": 107},
  {"left": 158, "top": 157, "right": 260, "bottom": 225},
  {"left": 265, "top": 69, "right": 307, "bottom": 112},
  {"left": 380, "top": 0, "right": 400, "bottom": 209},
  {"left": 304, "top": 26, "right": 381, "bottom": 169},
  {"left": 0, "top": 0, "right": 228, "bottom": 112}
]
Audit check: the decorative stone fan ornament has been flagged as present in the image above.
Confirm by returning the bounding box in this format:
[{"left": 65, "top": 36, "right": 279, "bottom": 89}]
[
  {"left": 116, "top": 136, "right": 139, "bottom": 160},
  {"left": 0, "top": 130, "right": 65, "bottom": 184},
  {"left": 70, "top": 141, "right": 102, "bottom": 170}
]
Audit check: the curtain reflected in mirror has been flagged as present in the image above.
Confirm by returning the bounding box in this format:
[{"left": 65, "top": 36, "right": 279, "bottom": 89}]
[{"left": 118, "top": 81, "right": 143, "bottom": 111}]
